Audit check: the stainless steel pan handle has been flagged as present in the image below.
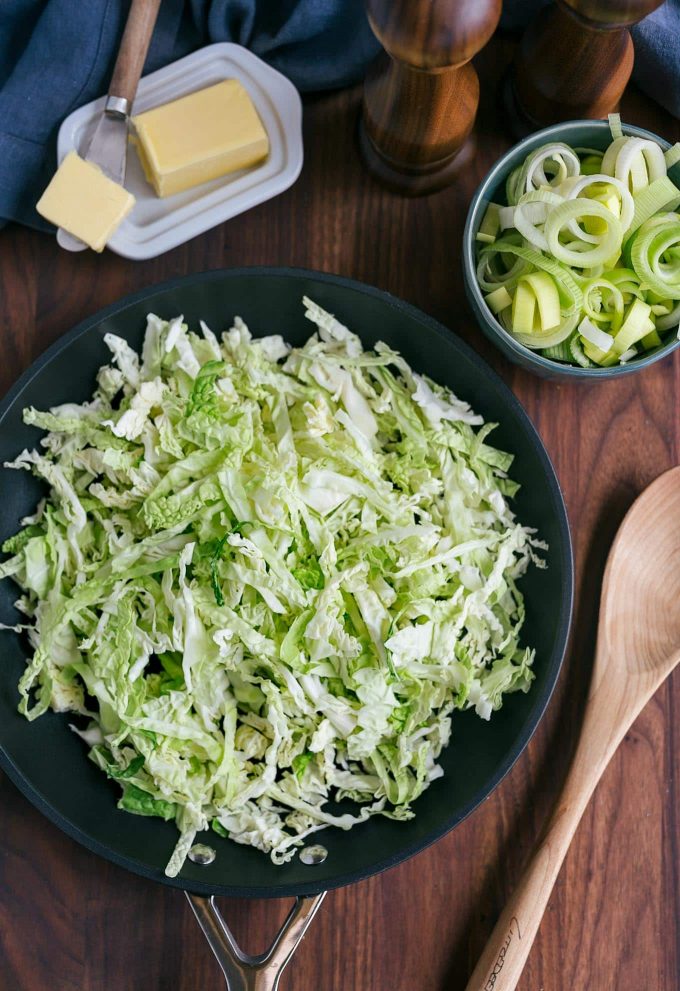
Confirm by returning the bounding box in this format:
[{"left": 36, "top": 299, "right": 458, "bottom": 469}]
[{"left": 186, "top": 891, "right": 326, "bottom": 990}]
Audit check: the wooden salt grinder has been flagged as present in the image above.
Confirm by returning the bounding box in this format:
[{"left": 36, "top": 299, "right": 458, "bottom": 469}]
[
  {"left": 359, "top": 0, "right": 502, "bottom": 195},
  {"left": 507, "top": 0, "right": 665, "bottom": 134}
]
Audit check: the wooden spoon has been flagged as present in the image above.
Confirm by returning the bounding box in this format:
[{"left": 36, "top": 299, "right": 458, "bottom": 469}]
[{"left": 465, "top": 465, "right": 680, "bottom": 991}]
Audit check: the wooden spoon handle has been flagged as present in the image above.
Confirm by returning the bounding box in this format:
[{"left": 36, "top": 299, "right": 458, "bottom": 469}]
[
  {"left": 463, "top": 810, "right": 577, "bottom": 991},
  {"left": 464, "top": 694, "right": 623, "bottom": 991},
  {"left": 108, "top": 0, "right": 162, "bottom": 108}
]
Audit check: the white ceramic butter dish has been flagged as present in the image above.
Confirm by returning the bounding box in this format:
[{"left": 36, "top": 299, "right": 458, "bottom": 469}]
[{"left": 56, "top": 43, "right": 303, "bottom": 259}]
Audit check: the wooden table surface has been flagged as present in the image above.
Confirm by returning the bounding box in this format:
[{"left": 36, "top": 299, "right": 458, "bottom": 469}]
[{"left": 1, "top": 40, "right": 679, "bottom": 991}]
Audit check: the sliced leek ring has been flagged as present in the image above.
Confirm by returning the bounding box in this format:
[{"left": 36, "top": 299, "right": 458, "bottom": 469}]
[
  {"left": 656, "top": 299, "right": 680, "bottom": 332},
  {"left": 519, "top": 143, "right": 581, "bottom": 198},
  {"left": 501, "top": 307, "right": 579, "bottom": 350},
  {"left": 602, "top": 136, "right": 666, "bottom": 194},
  {"left": 509, "top": 190, "right": 563, "bottom": 251},
  {"left": 665, "top": 143, "right": 680, "bottom": 170},
  {"left": 582, "top": 338, "right": 619, "bottom": 366},
  {"left": 626, "top": 176, "right": 680, "bottom": 237},
  {"left": 545, "top": 200, "right": 623, "bottom": 269},
  {"left": 570, "top": 334, "right": 594, "bottom": 368},
  {"left": 511, "top": 271, "right": 561, "bottom": 334},
  {"left": 630, "top": 213, "right": 680, "bottom": 300},
  {"left": 477, "top": 202, "right": 502, "bottom": 244},
  {"left": 482, "top": 239, "right": 583, "bottom": 317},
  {"left": 578, "top": 316, "right": 614, "bottom": 353},
  {"left": 608, "top": 113, "right": 623, "bottom": 141},
  {"left": 612, "top": 298, "right": 655, "bottom": 354},
  {"left": 566, "top": 174, "right": 634, "bottom": 235},
  {"left": 476, "top": 236, "right": 532, "bottom": 292},
  {"left": 582, "top": 277, "right": 625, "bottom": 333}
]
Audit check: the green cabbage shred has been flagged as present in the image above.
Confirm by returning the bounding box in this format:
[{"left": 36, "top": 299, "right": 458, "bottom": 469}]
[{"left": 0, "top": 298, "right": 544, "bottom": 876}]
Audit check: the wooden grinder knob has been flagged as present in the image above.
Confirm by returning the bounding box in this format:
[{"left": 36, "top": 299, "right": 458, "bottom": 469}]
[
  {"left": 359, "top": 0, "right": 502, "bottom": 195},
  {"left": 507, "top": 0, "right": 666, "bottom": 133}
]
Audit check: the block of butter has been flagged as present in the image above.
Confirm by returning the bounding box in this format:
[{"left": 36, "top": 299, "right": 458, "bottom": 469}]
[
  {"left": 132, "top": 80, "right": 270, "bottom": 198},
  {"left": 36, "top": 151, "right": 135, "bottom": 252}
]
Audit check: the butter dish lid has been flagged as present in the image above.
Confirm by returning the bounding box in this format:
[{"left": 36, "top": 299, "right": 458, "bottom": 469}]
[{"left": 56, "top": 43, "right": 303, "bottom": 260}]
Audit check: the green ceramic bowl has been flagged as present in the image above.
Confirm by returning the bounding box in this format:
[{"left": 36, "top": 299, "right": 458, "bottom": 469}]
[{"left": 463, "top": 120, "right": 679, "bottom": 380}]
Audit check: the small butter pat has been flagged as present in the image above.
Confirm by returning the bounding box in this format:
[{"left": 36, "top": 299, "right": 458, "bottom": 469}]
[
  {"left": 36, "top": 151, "right": 135, "bottom": 252},
  {"left": 132, "top": 79, "right": 269, "bottom": 198}
]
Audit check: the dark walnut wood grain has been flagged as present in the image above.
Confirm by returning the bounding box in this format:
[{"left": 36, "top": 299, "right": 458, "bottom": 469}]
[
  {"left": 508, "top": 0, "right": 665, "bottom": 134},
  {"left": 360, "top": 0, "right": 501, "bottom": 194},
  {"left": 0, "top": 38, "right": 679, "bottom": 991}
]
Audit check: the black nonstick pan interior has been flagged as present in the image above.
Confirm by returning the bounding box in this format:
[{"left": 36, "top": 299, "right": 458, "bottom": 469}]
[{"left": 0, "top": 268, "right": 572, "bottom": 898}]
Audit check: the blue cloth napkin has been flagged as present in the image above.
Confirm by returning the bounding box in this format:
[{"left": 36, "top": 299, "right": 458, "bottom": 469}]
[{"left": 0, "top": 0, "right": 677, "bottom": 231}]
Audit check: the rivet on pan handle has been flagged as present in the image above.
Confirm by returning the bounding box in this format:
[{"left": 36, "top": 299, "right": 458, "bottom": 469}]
[{"left": 186, "top": 891, "right": 327, "bottom": 991}]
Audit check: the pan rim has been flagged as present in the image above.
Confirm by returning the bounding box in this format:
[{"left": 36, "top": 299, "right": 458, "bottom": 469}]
[{"left": 0, "top": 266, "right": 573, "bottom": 898}]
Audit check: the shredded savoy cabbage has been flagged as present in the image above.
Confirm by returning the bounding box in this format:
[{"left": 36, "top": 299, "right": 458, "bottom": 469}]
[{"left": 0, "top": 298, "right": 544, "bottom": 876}]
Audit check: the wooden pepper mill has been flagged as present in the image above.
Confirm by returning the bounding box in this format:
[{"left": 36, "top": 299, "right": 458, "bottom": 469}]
[
  {"left": 507, "top": 0, "right": 665, "bottom": 134},
  {"left": 359, "top": 0, "right": 502, "bottom": 195}
]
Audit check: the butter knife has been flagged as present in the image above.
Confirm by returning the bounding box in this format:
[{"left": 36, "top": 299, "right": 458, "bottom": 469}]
[{"left": 57, "top": 0, "right": 162, "bottom": 252}]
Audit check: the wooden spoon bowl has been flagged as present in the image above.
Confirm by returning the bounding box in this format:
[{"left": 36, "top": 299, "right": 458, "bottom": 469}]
[{"left": 602, "top": 470, "right": 680, "bottom": 676}]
